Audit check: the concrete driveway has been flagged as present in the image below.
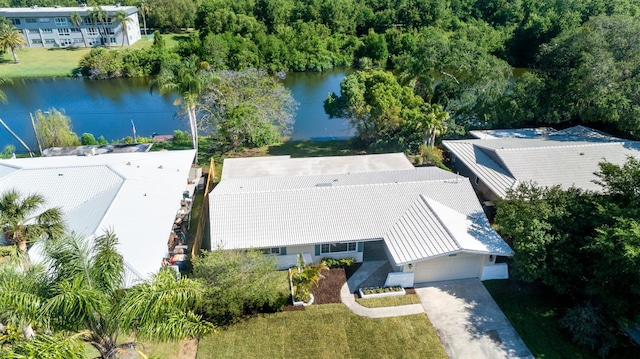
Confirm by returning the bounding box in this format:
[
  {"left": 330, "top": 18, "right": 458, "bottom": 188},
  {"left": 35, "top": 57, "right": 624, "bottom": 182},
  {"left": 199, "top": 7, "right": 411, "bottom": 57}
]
[{"left": 415, "top": 279, "right": 534, "bottom": 359}]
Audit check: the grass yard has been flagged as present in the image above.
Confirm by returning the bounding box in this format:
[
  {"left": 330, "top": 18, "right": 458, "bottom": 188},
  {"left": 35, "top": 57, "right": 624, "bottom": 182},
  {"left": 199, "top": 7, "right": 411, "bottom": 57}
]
[
  {"left": 197, "top": 304, "right": 447, "bottom": 359},
  {"left": 0, "top": 32, "right": 191, "bottom": 79},
  {"left": 355, "top": 294, "right": 421, "bottom": 308},
  {"left": 84, "top": 340, "right": 181, "bottom": 358},
  {"left": 484, "top": 279, "right": 638, "bottom": 359}
]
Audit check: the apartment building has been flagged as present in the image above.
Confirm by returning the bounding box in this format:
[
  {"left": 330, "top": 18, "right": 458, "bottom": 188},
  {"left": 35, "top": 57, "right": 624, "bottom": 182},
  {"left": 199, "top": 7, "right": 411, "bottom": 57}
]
[{"left": 0, "top": 5, "right": 141, "bottom": 47}]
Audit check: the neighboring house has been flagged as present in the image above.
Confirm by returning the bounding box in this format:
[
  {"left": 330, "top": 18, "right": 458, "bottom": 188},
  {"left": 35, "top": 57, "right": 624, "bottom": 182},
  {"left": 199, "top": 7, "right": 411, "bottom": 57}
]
[
  {"left": 0, "top": 149, "right": 196, "bottom": 286},
  {"left": 443, "top": 126, "right": 640, "bottom": 200},
  {"left": 0, "top": 5, "right": 141, "bottom": 47},
  {"left": 209, "top": 153, "right": 513, "bottom": 284}
]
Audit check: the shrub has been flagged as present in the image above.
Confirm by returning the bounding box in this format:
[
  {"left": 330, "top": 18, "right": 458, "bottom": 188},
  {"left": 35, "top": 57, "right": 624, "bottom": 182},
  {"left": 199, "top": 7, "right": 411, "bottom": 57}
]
[
  {"left": 321, "top": 257, "right": 356, "bottom": 268},
  {"left": 559, "top": 301, "right": 617, "bottom": 357}
]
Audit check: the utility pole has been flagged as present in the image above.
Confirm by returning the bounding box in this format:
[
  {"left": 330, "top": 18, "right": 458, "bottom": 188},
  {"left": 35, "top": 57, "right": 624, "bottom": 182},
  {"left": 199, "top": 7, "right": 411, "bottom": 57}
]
[{"left": 29, "top": 113, "right": 43, "bottom": 156}]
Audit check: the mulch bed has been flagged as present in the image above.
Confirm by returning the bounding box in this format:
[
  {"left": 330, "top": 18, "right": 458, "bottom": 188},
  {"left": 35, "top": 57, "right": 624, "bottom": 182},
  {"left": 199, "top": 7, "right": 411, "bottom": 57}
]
[{"left": 310, "top": 267, "right": 347, "bottom": 304}]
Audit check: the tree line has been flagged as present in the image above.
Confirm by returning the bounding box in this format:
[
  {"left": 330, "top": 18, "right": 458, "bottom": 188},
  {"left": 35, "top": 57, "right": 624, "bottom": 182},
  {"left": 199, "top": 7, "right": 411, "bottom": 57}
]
[{"left": 495, "top": 158, "right": 640, "bottom": 356}]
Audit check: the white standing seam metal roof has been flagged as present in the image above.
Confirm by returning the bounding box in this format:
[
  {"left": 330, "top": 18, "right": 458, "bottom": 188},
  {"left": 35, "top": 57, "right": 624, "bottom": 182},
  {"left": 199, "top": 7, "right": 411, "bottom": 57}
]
[
  {"left": 221, "top": 152, "right": 414, "bottom": 179},
  {"left": 444, "top": 126, "right": 640, "bottom": 198},
  {"left": 209, "top": 155, "right": 513, "bottom": 266},
  {"left": 0, "top": 150, "right": 196, "bottom": 286}
]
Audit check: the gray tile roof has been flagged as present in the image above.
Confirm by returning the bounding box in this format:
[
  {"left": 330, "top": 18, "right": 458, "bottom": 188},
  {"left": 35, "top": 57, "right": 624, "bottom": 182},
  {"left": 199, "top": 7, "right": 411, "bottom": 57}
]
[
  {"left": 444, "top": 126, "right": 640, "bottom": 198},
  {"left": 210, "top": 157, "right": 513, "bottom": 265}
]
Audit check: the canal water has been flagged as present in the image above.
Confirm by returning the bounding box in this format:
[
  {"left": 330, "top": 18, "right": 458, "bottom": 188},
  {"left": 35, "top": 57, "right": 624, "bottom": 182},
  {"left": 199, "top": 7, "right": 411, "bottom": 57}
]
[{"left": 0, "top": 70, "right": 353, "bottom": 150}]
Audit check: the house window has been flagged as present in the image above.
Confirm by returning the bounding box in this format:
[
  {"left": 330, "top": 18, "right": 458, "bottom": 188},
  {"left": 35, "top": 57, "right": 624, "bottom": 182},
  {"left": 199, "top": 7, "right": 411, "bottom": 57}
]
[
  {"left": 31, "top": 39, "right": 42, "bottom": 44},
  {"left": 105, "top": 17, "right": 112, "bottom": 25},
  {"left": 44, "top": 39, "right": 56, "bottom": 45},
  {"left": 86, "top": 28, "right": 97, "bottom": 36},
  {"left": 42, "top": 28, "right": 53, "bottom": 33},
  {"left": 84, "top": 17, "right": 93, "bottom": 24},
  {"left": 58, "top": 28, "right": 70, "bottom": 36},
  {"left": 321, "top": 242, "right": 357, "bottom": 254},
  {"left": 260, "top": 247, "right": 280, "bottom": 255},
  {"left": 60, "top": 39, "right": 72, "bottom": 46},
  {"left": 110, "top": 37, "right": 116, "bottom": 44},
  {"left": 10, "top": 18, "right": 21, "bottom": 25},
  {"left": 38, "top": 18, "right": 50, "bottom": 23},
  {"left": 26, "top": 18, "right": 37, "bottom": 23},
  {"left": 70, "top": 28, "right": 81, "bottom": 33},
  {"left": 54, "top": 17, "right": 68, "bottom": 27}
]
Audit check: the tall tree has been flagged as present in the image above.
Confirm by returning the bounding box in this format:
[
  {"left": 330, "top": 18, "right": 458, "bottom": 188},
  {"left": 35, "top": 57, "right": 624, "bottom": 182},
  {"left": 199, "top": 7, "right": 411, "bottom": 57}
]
[
  {"left": 0, "top": 230, "right": 214, "bottom": 359},
  {"left": 69, "top": 12, "right": 87, "bottom": 47},
  {"left": 0, "top": 189, "right": 65, "bottom": 253},
  {"left": 199, "top": 68, "right": 297, "bottom": 150},
  {"left": 137, "top": 0, "right": 150, "bottom": 36},
  {"left": 150, "top": 56, "right": 211, "bottom": 158},
  {"left": 113, "top": 10, "right": 133, "bottom": 46},
  {"left": 89, "top": 6, "right": 110, "bottom": 48},
  {"left": 0, "top": 23, "right": 26, "bottom": 64}
]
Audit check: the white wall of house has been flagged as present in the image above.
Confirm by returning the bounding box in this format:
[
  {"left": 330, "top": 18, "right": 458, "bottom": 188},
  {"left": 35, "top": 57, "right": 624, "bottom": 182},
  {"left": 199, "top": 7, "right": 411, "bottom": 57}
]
[{"left": 273, "top": 242, "right": 364, "bottom": 269}]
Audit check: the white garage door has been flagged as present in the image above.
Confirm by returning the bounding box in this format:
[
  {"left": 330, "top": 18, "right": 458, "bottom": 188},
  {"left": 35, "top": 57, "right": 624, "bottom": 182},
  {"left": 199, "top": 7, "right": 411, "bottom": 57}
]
[{"left": 412, "top": 253, "right": 484, "bottom": 283}]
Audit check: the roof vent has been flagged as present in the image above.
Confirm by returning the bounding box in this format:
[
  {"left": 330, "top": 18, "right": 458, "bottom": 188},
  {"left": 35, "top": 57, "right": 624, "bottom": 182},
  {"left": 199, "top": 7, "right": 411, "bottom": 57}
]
[
  {"left": 315, "top": 183, "right": 332, "bottom": 187},
  {"left": 158, "top": 165, "right": 163, "bottom": 169},
  {"left": 579, "top": 152, "right": 585, "bottom": 155},
  {"left": 58, "top": 173, "right": 63, "bottom": 176},
  {"left": 126, "top": 161, "right": 131, "bottom": 165}
]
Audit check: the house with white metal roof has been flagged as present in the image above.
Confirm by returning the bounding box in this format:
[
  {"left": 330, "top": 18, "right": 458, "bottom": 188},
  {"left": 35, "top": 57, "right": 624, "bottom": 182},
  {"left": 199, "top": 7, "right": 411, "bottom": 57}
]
[
  {"left": 0, "top": 149, "right": 196, "bottom": 286},
  {"left": 443, "top": 126, "right": 640, "bottom": 200},
  {"left": 209, "top": 153, "right": 513, "bottom": 284}
]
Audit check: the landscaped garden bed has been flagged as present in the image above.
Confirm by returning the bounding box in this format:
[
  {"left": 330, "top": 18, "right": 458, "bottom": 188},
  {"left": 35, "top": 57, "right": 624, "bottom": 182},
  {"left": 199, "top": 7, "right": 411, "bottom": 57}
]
[{"left": 359, "top": 286, "right": 406, "bottom": 299}]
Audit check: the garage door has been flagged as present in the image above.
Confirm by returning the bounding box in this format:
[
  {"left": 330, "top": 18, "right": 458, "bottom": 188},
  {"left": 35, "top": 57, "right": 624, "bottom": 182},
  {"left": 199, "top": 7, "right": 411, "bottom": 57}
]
[{"left": 412, "top": 253, "right": 483, "bottom": 283}]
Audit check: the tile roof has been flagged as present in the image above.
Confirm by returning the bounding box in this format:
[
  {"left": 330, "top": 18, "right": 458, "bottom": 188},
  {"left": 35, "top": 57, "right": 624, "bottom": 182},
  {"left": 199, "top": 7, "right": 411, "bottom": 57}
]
[
  {"left": 444, "top": 126, "right": 640, "bottom": 197},
  {"left": 210, "top": 155, "right": 513, "bottom": 265},
  {"left": 0, "top": 150, "right": 195, "bottom": 286}
]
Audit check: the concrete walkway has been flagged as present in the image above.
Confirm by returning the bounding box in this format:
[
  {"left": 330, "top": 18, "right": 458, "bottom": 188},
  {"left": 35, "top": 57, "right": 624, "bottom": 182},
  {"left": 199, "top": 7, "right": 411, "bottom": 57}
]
[
  {"left": 340, "top": 260, "right": 425, "bottom": 318},
  {"left": 416, "top": 279, "right": 534, "bottom": 359}
]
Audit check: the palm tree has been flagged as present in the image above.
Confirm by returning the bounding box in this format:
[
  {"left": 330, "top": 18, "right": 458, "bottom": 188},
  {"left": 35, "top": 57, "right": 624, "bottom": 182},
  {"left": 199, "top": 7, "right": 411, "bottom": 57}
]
[
  {"left": 113, "top": 10, "right": 133, "bottom": 47},
  {"left": 69, "top": 12, "right": 87, "bottom": 47},
  {"left": 137, "top": 1, "right": 149, "bottom": 37},
  {"left": 0, "top": 230, "right": 214, "bottom": 359},
  {"left": 150, "top": 57, "right": 211, "bottom": 159},
  {"left": 0, "top": 189, "right": 65, "bottom": 253},
  {"left": 89, "top": 6, "right": 110, "bottom": 48},
  {"left": 0, "top": 23, "right": 26, "bottom": 64}
]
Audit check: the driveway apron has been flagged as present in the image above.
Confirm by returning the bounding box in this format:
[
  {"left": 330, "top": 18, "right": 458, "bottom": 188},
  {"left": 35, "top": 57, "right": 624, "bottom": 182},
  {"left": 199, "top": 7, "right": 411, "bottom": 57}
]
[{"left": 415, "top": 279, "right": 534, "bottom": 359}]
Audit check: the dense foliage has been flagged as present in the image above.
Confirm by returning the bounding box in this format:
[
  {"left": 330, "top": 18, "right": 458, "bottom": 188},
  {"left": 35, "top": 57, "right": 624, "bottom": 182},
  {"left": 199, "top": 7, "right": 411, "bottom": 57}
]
[
  {"left": 495, "top": 157, "right": 640, "bottom": 356},
  {"left": 0, "top": 230, "right": 214, "bottom": 359},
  {"left": 191, "top": 249, "right": 289, "bottom": 324}
]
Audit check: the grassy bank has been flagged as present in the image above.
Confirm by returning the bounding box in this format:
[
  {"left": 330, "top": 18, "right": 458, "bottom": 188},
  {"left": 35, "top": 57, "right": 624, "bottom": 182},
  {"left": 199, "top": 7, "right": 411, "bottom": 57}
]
[
  {"left": 0, "top": 33, "right": 190, "bottom": 78},
  {"left": 197, "top": 304, "right": 447, "bottom": 359}
]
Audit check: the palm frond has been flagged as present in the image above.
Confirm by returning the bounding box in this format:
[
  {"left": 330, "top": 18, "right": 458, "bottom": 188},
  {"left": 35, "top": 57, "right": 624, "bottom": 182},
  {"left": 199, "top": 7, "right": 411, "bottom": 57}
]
[
  {"left": 42, "top": 234, "right": 92, "bottom": 285},
  {"left": 41, "top": 275, "right": 109, "bottom": 329},
  {"left": 90, "top": 229, "right": 124, "bottom": 294},
  {"left": 135, "top": 310, "right": 215, "bottom": 342}
]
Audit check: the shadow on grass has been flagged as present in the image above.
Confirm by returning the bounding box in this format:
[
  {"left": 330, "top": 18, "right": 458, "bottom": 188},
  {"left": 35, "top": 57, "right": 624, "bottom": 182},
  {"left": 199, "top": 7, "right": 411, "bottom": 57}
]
[
  {"left": 47, "top": 46, "right": 84, "bottom": 51},
  {"left": 268, "top": 139, "right": 361, "bottom": 158}
]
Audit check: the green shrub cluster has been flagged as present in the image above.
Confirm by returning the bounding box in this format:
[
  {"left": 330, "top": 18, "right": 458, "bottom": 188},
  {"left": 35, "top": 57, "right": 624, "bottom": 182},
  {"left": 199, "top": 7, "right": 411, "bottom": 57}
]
[{"left": 321, "top": 257, "right": 355, "bottom": 268}]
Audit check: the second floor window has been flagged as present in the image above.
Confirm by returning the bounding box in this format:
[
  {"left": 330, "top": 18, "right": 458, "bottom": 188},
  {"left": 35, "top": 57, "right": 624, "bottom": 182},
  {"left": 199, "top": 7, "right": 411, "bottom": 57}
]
[{"left": 54, "top": 17, "right": 67, "bottom": 27}]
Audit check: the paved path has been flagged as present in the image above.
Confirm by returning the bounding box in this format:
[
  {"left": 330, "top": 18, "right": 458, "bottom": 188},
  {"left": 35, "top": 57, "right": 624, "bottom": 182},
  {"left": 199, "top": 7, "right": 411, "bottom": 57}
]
[
  {"left": 416, "top": 279, "right": 534, "bottom": 359},
  {"left": 341, "top": 260, "right": 425, "bottom": 318}
]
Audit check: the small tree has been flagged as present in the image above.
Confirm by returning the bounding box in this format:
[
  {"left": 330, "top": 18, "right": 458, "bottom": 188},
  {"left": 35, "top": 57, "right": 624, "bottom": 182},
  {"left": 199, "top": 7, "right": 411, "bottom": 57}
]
[
  {"left": 80, "top": 133, "right": 98, "bottom": 145},
  {"left": 33, "top": 108, "right": 80, "bottom": 148},
  {"left": 192, "top": 249, "right": 289, "bottom": 323},
  {"left": 0, "top": 23, "right": 26, "bottom": 64}
]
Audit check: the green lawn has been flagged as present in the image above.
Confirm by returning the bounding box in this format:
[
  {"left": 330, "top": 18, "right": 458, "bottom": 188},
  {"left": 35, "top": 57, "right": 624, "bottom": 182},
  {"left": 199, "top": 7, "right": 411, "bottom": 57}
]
[
  {"left": 197, "top": 304, "right": 447, "bottom": 359},
  {"left": 84, "top": 340, "right": 181, "bottom": 358},
  {"left": 0, "top": 32, "right": 191, "bottom": 79},
  {"left": 484, "top": 280, "right": 638, "bottom": 359},
  {"left": 355, "top": 294, "right": 421, "bottom": 308}
]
